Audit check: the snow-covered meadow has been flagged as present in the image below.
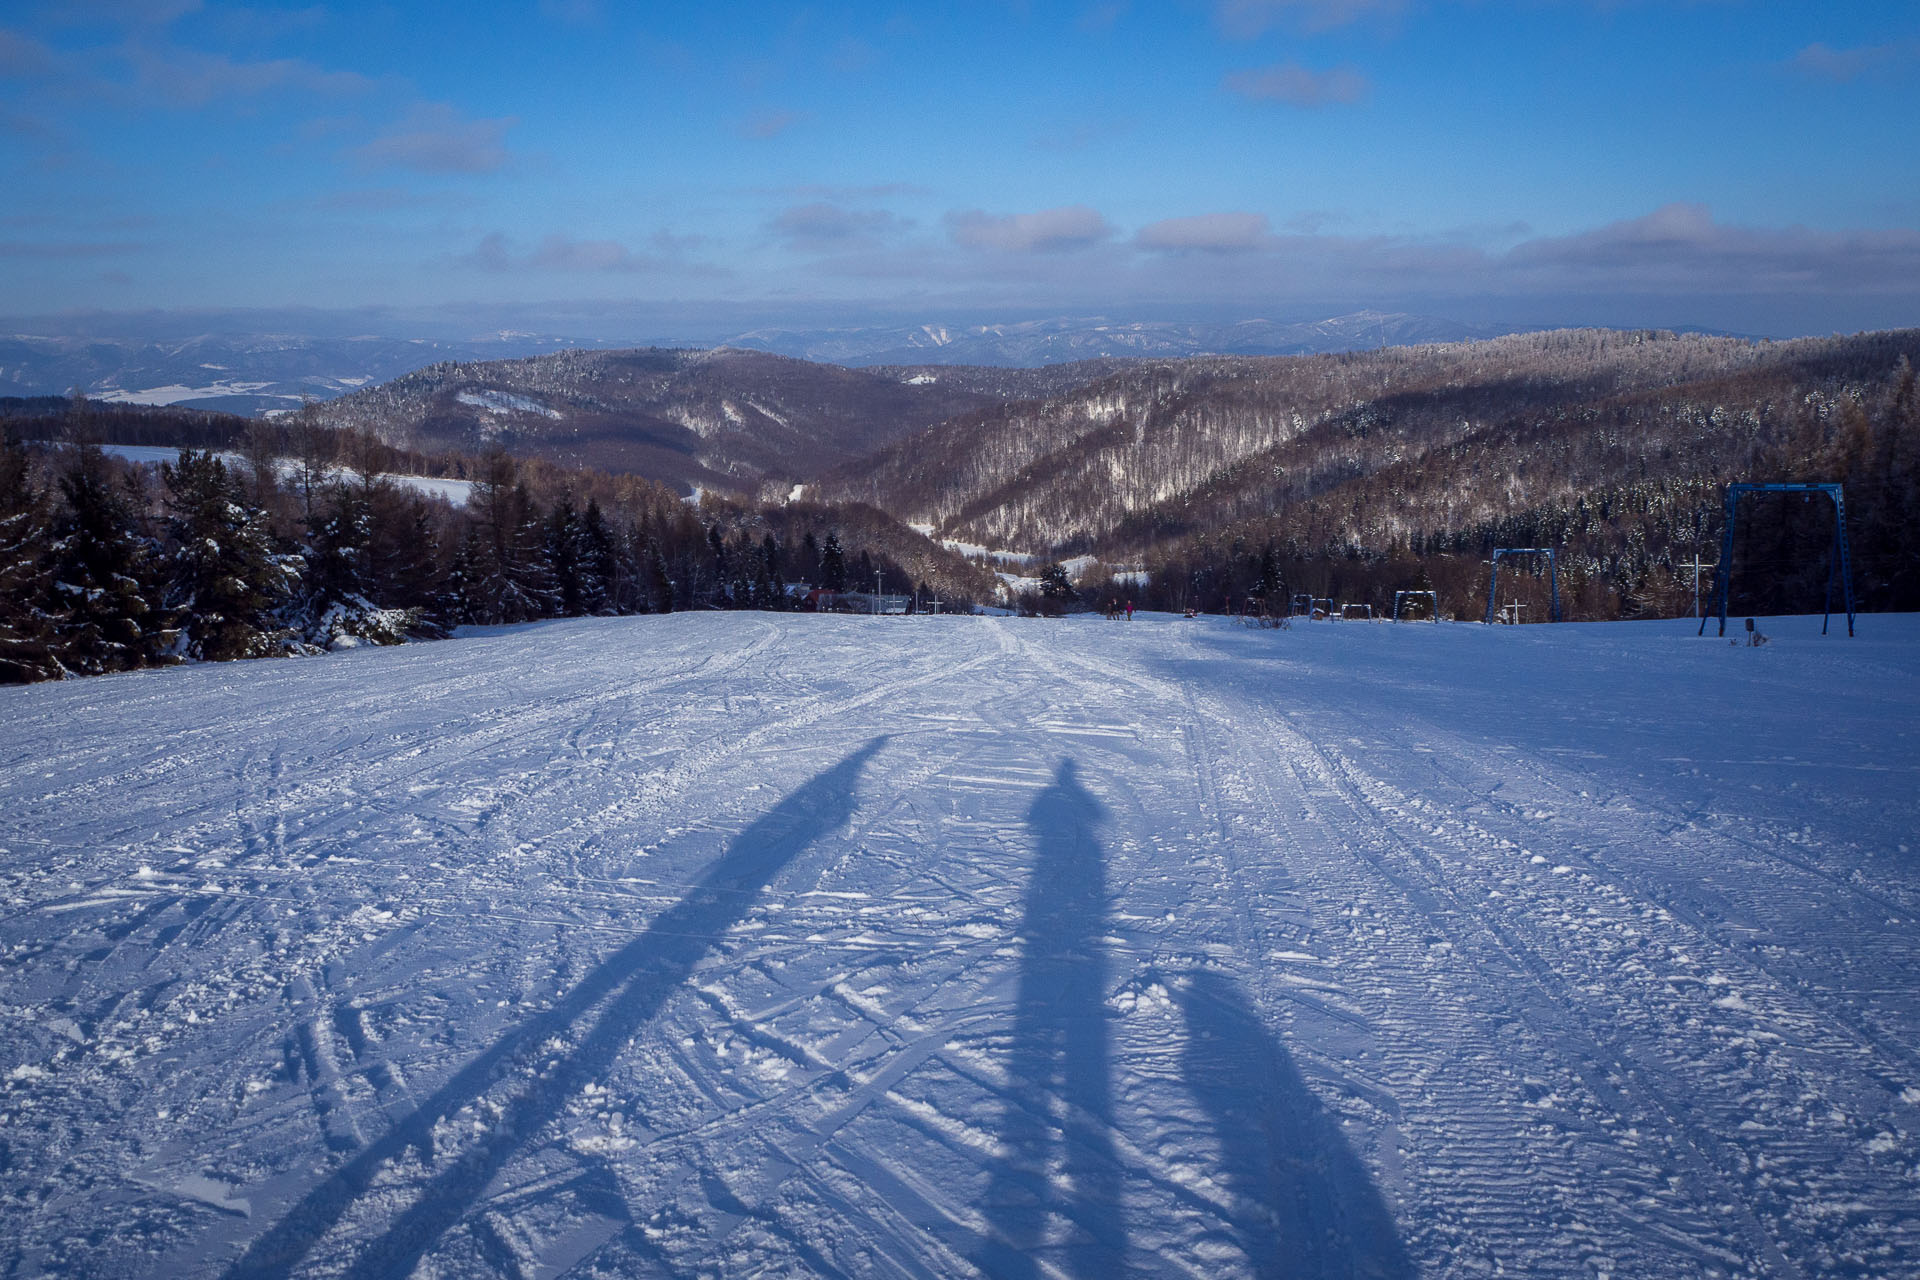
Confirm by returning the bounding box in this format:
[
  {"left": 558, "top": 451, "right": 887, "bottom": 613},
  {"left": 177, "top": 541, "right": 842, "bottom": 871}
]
[{"left": 2, "top": 611, "right": 1917, "bottom": 1278}]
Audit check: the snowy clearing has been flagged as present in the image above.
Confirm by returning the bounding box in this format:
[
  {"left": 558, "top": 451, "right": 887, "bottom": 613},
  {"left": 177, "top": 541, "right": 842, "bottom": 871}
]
[
  {"left": 94, "top": 382, "right": 277, "bottom": 408},
  {"left": 84, "top": 444, "right": 476, "bottom": 508},
  {"left": 3, "top": 612, "right": 1918, "bottom": 1278}
]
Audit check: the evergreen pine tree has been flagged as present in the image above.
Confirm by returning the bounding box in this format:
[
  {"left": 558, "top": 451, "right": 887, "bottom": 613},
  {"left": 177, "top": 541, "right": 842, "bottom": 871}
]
[
  {"left": 304, "top": 483, "right": 371, "bottom": 610},
  {"left": 545, "top": 493, "right": 586, "bottom": 617},
  {"left": 725, "top": 533, "right": 748, "bottom": 610},
  {"left": 385, "top": 498, "right": 446, "bottom": 632},
  {"left": 50, "top": 444, "right": 165, "bottom": 674},
  {"left": 646, "top": 539, "right": 674, "bottom": 614},
  {"left": 579, "top": 499, "right": 616, "bottom": 615},
  {"left": 1256, "top": 543, "right": 1284, "bottom": 605},
  {"left": 162, "top": 449, "right": 300, "bottom": 661},
  {"left": 294, "top": 482, "right": 417, "bottom": 646},
  {"left": 0, "top": 439, "right": 63, "bottom": 683},
  {"left": 439, "top": 530, "right": 484, "bottom": 627},
  {"left": 821, "top": 531, "right": 846, "bottom": 591},
  {"left": 468, "top": 463, "right": 554, "bottom": 624},
  {"left": 799, "top": 530, "right": 820, "bottom": 587},
  {"left": 508, "top": 485, "right": 560, "bottom": 619}
]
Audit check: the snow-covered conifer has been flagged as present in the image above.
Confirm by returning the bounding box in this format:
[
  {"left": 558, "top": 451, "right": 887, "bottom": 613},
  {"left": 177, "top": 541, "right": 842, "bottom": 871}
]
[
  {"left": 821, "top": 531, "right": 846, "bottom": 591},
  {"left": 0, "top": 438, "right": 62, "bottom": 683},
  {"left": 162, "top": 449, "right": 301, "bottom": 661},
  {"left": 50, "top": 444, "right": 166, "bottom": 675}
]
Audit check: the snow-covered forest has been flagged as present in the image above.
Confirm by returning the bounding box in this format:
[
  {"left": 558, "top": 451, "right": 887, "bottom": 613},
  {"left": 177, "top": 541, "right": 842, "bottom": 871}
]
[
  {"left": 0, "top": 416, "right": 992, "bottom": 684},
  {"left": 6, "top": 325, "right": 1919, "bottom": 681},
  {"left": 822, "top": 329, "right": 1920, "bottom": 620}
]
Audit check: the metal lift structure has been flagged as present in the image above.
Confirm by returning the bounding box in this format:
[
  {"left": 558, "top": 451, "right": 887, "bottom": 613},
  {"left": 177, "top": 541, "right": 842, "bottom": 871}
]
[
  {"left": 1699, "top": 483, "right": 1855, "bottom": 638},
  {"left": 1484, "top": 548, "right": 1560, "bottom": 625},
  {"left": 1393, "top": 590, "right": 1439, "bottom": 622}
]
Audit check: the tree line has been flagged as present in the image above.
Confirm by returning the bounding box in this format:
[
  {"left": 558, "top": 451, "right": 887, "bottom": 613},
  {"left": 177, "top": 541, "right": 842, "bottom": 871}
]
[
  {"left": 1120, "top": 353, "right": 1919, "bottom": 621},
  {"left": 822, "top": 329, "right": 1917, "bottom": 623},
  {"left": 0, "top": 419, "right": 989, "bottom": 684}
]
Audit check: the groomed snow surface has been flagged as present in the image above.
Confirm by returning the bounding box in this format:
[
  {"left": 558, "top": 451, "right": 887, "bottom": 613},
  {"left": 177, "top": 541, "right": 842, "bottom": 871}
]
[{"left": 4, "top": 612, "right": 1918, "bottom": 1279}]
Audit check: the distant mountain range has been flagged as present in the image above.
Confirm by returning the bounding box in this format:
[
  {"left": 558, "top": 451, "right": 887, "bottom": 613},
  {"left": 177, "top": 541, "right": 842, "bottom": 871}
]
[
  {"left": 0, "top": 312, "right": 1557, "bottom": 417},
  {"left": 308, "top": 347, "right": 1122, "bottom": 493},
  {"left": 23, "top": 323, "right": 1916, "bottom": 619},
  {"left": 0, "top": 332, "right": 618, "bottom": 418},
  {"left": 723, "top": 311, "right": 1536, "bottom": 366}
]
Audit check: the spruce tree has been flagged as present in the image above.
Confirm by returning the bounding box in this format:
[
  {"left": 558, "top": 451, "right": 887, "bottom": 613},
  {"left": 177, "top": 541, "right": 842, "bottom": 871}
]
[
  {"left": 579, "top": 499, "right": 616, "bottom": 615},
  {"left": 545, "top": 493, "right": 586, "bottom": 617},
  {"left": 1256, "top": 543, "right": 1284, "bottom": 606},
  {"left": 468, "top": 466, "right": 555, "bottom": 624},
  {"left": 0, "top": 439, "right": 62, "bottom": 683},
  {"left": 304, "top": 483, "right": 371, "bottom": 611},
  {"left": 1039, "top": 562, "right": 1076, "bottom": 605},
  {"left": 799, "top": 530, "right": 821, "bottom": 587},
  {"left": 507, "top": 485, "right": 560, "bottom": 619},
  {"left": 51, "top": 444, "right": 165, "bottom": 674},
  {"left": 295, "top": 482, "right": 417, "bottom": 646},
  {"left": 381, "top": 497, "right": 445, "bottom": 631},
  {"left": 440, "top": 530, "right": 484, "bottom": 627},
  {"left": 162, "top": 449, "right": 300, "bottom": 661},
  {"left": 646, "top": 539, "right": 674, "bottom": 614},
  {"left": 821, "top": 531, "right": 846, "bottom": 591}
]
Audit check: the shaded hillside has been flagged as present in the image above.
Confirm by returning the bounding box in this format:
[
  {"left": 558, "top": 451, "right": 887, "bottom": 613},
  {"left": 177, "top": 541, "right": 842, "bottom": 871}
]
[
  {"left": 311, "top": 346, "right": 1115, "bottom": 494},
  {"left": 816, "top": 327, "right": 1920, "bottom": 619},
  {"left": 1133, "top": 339, "right": 1919, "bottom": 620}
]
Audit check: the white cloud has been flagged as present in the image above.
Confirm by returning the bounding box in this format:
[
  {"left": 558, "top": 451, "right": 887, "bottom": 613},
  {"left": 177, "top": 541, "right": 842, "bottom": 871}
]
[
  {"left": 0, "top": 27, "right": 57, "bottom": 78},
  {"left": 1224, "top": 61, "right": 1369, "bottom": 107},
  {"left": 1215, "top": 0, "right": 1402, "bottom": 38},
  {"left": 351, "top": 104, "right": 515, "bottom": 175},
  {"left": 1789, "top": 41, "right": 1916, "bottom": 83},
  {"left": 125, "top": 42, "right": 373, "bottom": 106},
  {"left": 1136, "top": 212, "right": 1273, "bottom": 253},
  {"left": 1501, "top": 203, "right": 1920, "bottom": 292},
  {"left": 460, "top": 232, "right": 666, "bottom": 274},
  {"left": 948, "top": 205, "right": 1113, "bottom": 253},
  {"left": 55, "top": 0, "right": 203, "bottom": 28},
  {"left": 769, "top": 203, "right": 903, "bottom": 251},
  {"left": 740, "top": 109, "right": 805, "bottom": 140}
]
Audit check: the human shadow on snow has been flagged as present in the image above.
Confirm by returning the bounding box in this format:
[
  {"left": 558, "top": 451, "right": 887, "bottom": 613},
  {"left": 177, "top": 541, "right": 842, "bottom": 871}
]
[
  {"left": 1176, "top": 969, "right": 1414, "bottom": 1280},
  {"left": 972, "top": 759, "right": 1131, "bottom": 1279},
  {"left": 222, "top": 737, "right": 886, "bottom": 1280}
]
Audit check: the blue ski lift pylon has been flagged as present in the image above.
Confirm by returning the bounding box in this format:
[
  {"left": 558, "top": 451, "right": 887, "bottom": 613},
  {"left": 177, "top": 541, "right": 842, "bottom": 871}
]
[
  {"left": 1699, "top": 483, "right": 1855, "bottom": 638},
  {"left": 1484, "top": 549, "right": 1560, "bottom": 625}
]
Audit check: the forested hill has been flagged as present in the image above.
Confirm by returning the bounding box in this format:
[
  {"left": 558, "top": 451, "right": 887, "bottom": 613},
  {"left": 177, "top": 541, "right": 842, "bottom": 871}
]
[
  {"left": 814, "top": 328, "right": 1920, "bottom": 617},
  {"left": 0, "top": 400, "right": 1001, "bottom": 686},
  {"left": 309, "top": 346, "right": 1121, "bottom": 493}
]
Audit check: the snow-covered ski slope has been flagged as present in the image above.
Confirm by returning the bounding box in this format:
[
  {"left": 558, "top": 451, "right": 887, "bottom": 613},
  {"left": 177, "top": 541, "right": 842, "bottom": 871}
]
[{"left": 4, "top": 611, "right": 1918, "bottom": 1279}]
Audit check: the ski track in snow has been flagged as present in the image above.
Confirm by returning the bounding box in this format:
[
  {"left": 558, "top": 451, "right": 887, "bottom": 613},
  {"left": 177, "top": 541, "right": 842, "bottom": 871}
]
[{"left": 2, "top": 612, "right": 1917, "bottom": 1278}]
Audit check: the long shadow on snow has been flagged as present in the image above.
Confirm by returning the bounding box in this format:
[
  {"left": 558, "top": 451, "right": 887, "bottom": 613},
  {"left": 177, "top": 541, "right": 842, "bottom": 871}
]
[
  {"left": 222, "top": 737, "right": 887, "bottom": 1280},
  {"left": 973, "top": 759, "right": 1130, "bottom": 1279},
  {"left": 1177, "top": 970, "right": 1412, "bottom": 1280}
]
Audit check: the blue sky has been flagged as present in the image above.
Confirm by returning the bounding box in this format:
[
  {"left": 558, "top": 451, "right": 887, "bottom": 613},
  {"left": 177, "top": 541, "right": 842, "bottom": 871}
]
[{"left": 2, "top": 0, "right": 1917, "bottom": 337}]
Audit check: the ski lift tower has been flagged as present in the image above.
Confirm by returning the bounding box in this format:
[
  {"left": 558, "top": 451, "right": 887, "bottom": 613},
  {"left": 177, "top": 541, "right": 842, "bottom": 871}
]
[
  {"left": 1393, "top": 590, "right": 1439, "bottom": 622},
  {"left": 1699, "top": 483, "right": 1855, "bottom": 637},
  {"left": 1484, "top": 548, "right": 1560, "bottom": 625}
]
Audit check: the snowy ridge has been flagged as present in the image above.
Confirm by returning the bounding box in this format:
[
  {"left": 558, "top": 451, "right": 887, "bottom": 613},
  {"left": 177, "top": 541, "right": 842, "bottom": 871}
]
[{"left": 1, "top": 613, "right": 1916, "bottom": 1277}]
